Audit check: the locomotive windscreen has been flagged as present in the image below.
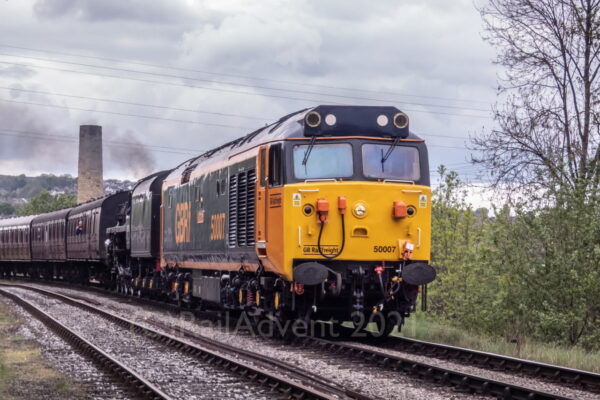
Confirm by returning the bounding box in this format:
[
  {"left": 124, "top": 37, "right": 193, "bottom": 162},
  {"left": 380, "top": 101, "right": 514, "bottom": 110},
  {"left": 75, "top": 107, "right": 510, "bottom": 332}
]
[
  {"left": 362, "top": 144, "right": 421, "bottom": 181},
  {"left": 293, "top": 143, "right": 354, "bottom": 179}
]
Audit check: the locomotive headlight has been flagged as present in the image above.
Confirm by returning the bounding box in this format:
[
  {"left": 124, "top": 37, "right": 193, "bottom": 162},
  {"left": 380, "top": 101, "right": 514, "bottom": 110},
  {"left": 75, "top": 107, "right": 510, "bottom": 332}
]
[
  {"left": 352, "top": 202, "right": 367, "bottom": 218},
  {"left": 393, "top": 112, "right": 409, "bottom": 129},
  {"left": 305, "top": 111, "right": 321, "bottom": 127}
]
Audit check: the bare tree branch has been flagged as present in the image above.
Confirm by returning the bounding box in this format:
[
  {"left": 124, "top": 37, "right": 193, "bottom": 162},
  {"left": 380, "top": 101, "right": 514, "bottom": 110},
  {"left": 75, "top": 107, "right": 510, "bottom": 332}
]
[{"left": 476, "top": 0, "right": 600, "bottom": 195}]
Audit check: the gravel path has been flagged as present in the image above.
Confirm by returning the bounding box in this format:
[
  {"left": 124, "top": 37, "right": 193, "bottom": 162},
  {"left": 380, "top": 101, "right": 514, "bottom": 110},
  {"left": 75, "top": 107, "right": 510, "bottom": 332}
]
[
  {"left": 0, "top": 295, "right": 130, "bottom": 400},
  {"left": 4, "top": 287, "right": 277, "bottom": 400},
  {"left": 29, "top": 284, "right": 495, "bottom": 400}
]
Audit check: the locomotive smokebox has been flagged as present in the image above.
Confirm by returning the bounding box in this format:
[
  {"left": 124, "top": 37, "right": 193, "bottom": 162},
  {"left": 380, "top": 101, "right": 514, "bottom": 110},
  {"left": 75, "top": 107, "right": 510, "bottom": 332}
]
[{"left": 77, "top": 125, "right": 104, "bottom": 204}]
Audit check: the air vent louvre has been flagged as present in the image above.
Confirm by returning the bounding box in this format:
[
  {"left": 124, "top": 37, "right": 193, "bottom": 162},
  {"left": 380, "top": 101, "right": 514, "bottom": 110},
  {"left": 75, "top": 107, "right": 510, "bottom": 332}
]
[
  {"left": 228, "top": 169, "right": 256, "bottom": 247},
  {"left": 246, "top": 170, "right": 256, "bottom": 246},
  {"left": 237, "top": 173, "right": 247, "bottom": 246},
  {"left": 228, "top": 174, "right": 238, "bottom": 247}
]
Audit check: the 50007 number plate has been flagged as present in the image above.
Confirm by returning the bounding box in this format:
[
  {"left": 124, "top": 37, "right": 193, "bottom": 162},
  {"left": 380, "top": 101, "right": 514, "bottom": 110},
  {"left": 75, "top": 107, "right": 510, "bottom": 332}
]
[{"left": 373, "top": 245, "right": 396, "bottom": 253}]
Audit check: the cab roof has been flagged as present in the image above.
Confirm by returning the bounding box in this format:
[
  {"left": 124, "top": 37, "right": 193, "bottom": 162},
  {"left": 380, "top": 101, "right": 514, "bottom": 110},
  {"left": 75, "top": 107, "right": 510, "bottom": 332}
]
[{"left": 165, "top": 105, "right": 424, "bottom": 184}]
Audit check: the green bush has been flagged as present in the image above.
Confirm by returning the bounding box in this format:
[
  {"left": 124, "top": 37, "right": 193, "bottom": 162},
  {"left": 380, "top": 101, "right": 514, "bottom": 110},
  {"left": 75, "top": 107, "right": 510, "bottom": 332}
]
[{"left": 429, "top": 167, "right": 600, "bottom": 350}]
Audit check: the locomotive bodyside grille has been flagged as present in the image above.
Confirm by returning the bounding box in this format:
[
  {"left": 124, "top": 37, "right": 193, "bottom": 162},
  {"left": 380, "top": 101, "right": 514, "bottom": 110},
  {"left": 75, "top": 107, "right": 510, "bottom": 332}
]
[
  {"left": 246, "top": 170, "right": 256, "bottom": 246},
  {"left": 228, "top": 169, "right": 256, "bottom": 247},
  {"left": 237, "top": 173, "right": 247, "bottom": 246},
  {"left": 228, "top": 174, "right": 238, "bottom": 247}
]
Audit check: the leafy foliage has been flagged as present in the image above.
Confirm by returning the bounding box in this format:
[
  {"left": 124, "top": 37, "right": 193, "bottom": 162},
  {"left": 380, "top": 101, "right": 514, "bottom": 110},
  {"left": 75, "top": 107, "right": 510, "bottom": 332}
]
[
  {"left": 429, "top": 167, "right": 600, "bottom": 350},
  {"left": 0, "top": 203, "right": 16, "bottom": 216},
  {"left": 17, "top": 191, "right": 76, "bottom": 216},
  {"left": 438, "top": 0, "right": 600, "bottom": 352},
  {"left": 0, "top": 174, "right": 75, "bottom": 199}
]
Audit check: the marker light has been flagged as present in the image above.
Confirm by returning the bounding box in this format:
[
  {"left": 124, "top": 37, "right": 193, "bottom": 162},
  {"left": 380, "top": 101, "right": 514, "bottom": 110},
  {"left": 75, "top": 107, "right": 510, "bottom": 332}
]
[
  {"left": 376, "top": 115, "right": 389, "bottom": 127},
  {"left": 325, "top": 114, "right": 337, "bottom": 126}
]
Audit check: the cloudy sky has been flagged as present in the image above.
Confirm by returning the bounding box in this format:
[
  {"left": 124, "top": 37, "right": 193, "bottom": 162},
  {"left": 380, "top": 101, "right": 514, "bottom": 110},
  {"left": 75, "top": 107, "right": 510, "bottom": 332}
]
[{"left": 0, "top": 0, "right": 498, "bottom": 193}]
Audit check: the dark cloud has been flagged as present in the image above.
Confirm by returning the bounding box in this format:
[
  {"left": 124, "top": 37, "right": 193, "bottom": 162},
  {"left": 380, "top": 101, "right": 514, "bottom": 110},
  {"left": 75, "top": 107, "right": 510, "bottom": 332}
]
[
  {"left": 33, "top": 0, "right": 193, "bottom": 23},
  {"left": 104, "top": 129, "right": 156, "bottom": 179},
  {"left": 0, "top": 102, "right": 74, "bottom": 169}
]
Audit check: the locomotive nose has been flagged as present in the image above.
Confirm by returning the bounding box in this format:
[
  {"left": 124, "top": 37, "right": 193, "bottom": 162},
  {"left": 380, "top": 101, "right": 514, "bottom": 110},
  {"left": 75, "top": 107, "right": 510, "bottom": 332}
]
[{"left": 291, "top": 181, "right": 430, "bottom": 265}]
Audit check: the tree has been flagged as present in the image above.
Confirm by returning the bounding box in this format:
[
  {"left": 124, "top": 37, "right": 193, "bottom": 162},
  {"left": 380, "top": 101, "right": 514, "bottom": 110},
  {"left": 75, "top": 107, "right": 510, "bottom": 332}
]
[
  {"left": 475, "top": 0, "right": 600, "bottom": 194},
  {"left": 18, "top": 191, "right": 76, "bottom": 216},
  {"left": 470, "top": 0, "right": 600, "bottom": 348},
  {"left": 0, "top": 202, "right": 16, "bottom": 216},
  {"left": 429, "top": 167, "right": 600, "bottom": 348}
]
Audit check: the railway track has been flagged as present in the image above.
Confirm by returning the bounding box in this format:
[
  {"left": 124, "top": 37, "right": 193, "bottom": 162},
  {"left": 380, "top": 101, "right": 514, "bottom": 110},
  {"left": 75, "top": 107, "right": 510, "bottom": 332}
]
[
  {"left": 6, "top": 280, "right": 591, "bottom": 399},
  {"left": 0, "top": 282, "right": 373, "bottom": 400},
  {"left": 297, "top": 335, "right": 574, "bottom": 400},
  {"left": 79, "top": 283, "right": 600, "bottom": 396},
  {"left": 0, "top": 287, "right": 171, "bottom": 400},
  {"left": 371, "top": 333, "right": 600, "bottom": 393}
]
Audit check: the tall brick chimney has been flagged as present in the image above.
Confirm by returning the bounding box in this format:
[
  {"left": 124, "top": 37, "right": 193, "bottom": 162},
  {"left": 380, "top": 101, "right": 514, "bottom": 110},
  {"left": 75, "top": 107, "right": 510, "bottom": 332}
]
[{"left": 77, "top": 125, "right": 104, "bottom": 204}]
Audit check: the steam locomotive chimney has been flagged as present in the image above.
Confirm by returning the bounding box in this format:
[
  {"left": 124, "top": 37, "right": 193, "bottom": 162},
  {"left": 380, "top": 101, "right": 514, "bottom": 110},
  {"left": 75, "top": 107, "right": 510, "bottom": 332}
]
[{"left": 77, "top": 125, "right": 104, "bottom": 204}]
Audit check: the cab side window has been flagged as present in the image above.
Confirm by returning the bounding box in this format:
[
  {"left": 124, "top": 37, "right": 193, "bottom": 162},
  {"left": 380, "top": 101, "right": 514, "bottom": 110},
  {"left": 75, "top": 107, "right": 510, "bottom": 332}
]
[
  {"left": 259, "top": 148, "right": 267, "bottom": 187},
  {"left": 268, "top": 144, "right": 283, "bottom": 187}
]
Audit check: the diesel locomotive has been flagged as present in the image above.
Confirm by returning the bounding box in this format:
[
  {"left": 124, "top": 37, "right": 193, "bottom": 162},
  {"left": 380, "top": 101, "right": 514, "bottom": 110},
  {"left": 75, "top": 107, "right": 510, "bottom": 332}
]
[{"left": 0, "top": 105, "right": 436, "bottom": 335}]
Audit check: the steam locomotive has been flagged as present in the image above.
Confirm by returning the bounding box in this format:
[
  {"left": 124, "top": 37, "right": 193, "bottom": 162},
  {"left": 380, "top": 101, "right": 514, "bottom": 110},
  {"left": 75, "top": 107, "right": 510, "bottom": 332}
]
[{"left": 0, "top": 105, "right": 436, "bottom": 335}]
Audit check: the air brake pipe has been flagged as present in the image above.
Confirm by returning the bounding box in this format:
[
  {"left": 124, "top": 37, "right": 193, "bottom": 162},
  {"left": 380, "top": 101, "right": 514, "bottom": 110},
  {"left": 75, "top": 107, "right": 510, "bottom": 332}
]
[{"left": 316, "top": 196, "right": 346, "bottom": 259}]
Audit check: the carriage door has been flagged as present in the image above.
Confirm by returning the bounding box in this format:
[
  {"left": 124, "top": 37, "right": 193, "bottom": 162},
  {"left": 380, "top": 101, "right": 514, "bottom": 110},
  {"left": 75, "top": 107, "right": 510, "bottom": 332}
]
[{"left": 255, "top": 146, "right": 269, "bottom": 257}]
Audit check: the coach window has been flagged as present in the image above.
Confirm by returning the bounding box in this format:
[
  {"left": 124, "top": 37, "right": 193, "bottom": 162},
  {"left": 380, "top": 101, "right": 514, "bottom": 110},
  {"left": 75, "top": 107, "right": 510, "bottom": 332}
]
[{"left": 268, "top": 144, "right": 283, "bottom": 187}]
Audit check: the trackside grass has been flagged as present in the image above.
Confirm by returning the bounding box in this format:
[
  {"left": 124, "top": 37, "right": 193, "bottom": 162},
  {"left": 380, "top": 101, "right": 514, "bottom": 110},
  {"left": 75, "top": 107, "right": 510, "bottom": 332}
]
[{"left": 0, "top": 299, "right": 88, "bottom": 399}]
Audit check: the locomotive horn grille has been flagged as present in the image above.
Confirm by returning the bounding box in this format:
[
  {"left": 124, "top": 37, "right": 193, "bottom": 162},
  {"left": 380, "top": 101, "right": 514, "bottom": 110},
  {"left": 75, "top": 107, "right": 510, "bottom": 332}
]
[
  {"left": 393, "top": 112, "right": 409, "bottom": 129},
  {"left": 305, "top": 111, "right": 321, "bottom": 128}
]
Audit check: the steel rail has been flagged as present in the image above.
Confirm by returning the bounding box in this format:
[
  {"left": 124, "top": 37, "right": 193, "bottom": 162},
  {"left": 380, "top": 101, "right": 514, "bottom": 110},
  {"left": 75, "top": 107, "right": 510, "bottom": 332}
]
[
  {"left": 29, "top": 282, "right": 374, "bottom": 399},
  {"left": 0, "top": 287, "right": 172, "bottom": 400},
  {"left": 373, "top": 334, "right": 600, "bottom": 393},
  {"left": 0, "top": 283, "right": 368, "bottom": 400},
  {"left": 148, "top": 319, "right": 374, "bottom": 400},
  {"left": 299, "top": 335, "right": 574, "bottom": 400},
  {"left": 5, "top": 280, "right": 582, "bottom": 399}
]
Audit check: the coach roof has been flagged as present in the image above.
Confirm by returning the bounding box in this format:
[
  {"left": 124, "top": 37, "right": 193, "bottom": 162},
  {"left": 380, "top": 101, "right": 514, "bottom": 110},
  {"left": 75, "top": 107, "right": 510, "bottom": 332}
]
[{"left": 0, "top": 215, "right": 37, "bottom": 228}]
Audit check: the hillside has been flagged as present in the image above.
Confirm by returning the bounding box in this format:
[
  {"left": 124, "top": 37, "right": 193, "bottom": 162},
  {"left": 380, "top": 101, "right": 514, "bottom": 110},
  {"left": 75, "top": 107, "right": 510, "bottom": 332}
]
[{"left": 0, "top": 174, "right": 133, "bottom": 216}]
